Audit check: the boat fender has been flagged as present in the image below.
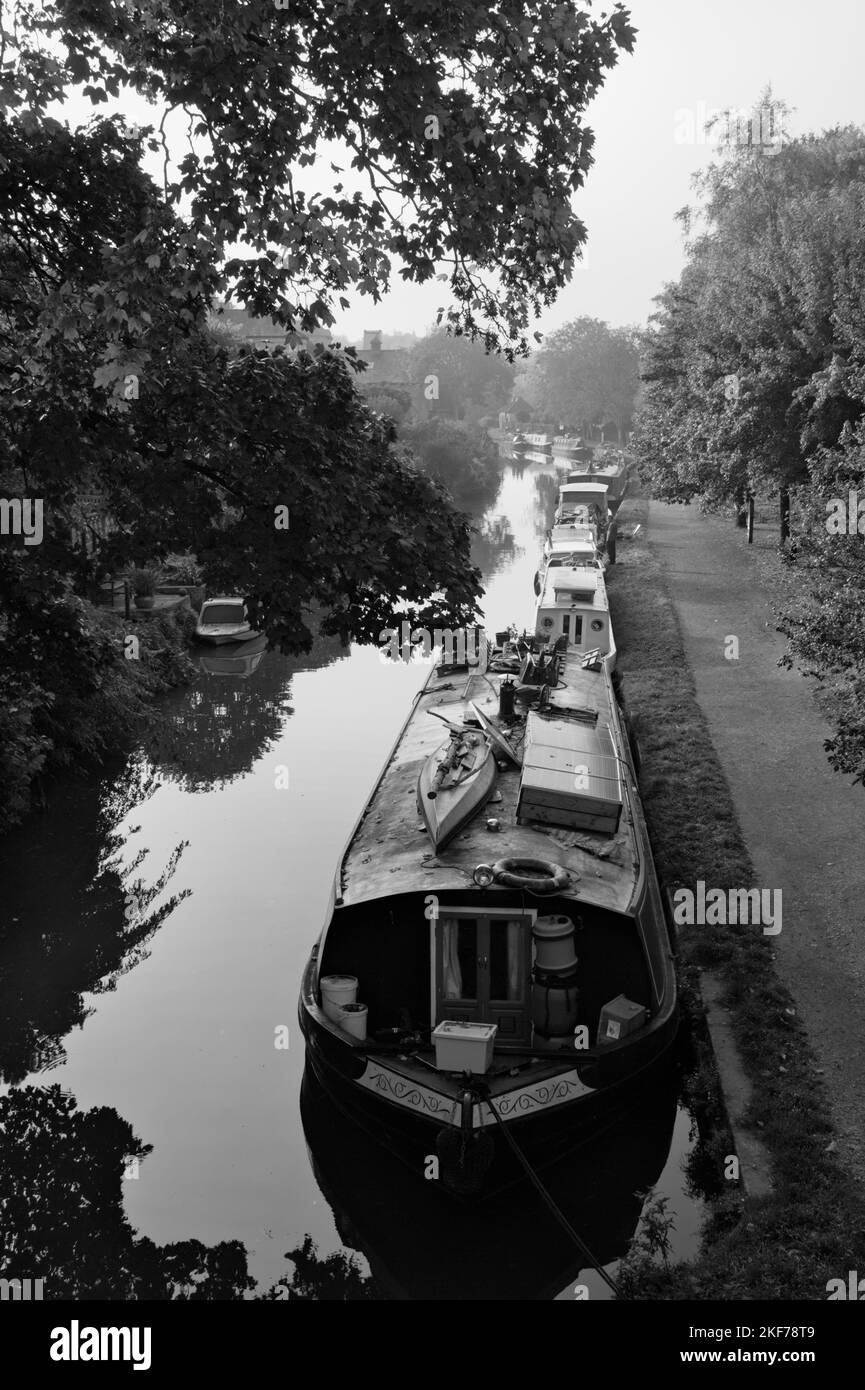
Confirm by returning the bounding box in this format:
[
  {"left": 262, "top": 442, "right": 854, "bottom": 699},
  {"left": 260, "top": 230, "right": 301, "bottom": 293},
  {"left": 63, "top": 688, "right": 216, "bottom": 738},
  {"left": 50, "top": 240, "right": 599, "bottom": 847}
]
[{"left": 491, "top": 858, "right": 571, "bottom": 893}]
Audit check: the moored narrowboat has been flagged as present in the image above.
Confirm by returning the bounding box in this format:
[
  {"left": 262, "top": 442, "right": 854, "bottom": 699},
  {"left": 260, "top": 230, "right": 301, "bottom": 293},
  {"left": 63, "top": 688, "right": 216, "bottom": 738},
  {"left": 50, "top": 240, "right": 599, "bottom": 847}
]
[{"left": 298, "top": 629, "right": 678, "bottom": 1197}]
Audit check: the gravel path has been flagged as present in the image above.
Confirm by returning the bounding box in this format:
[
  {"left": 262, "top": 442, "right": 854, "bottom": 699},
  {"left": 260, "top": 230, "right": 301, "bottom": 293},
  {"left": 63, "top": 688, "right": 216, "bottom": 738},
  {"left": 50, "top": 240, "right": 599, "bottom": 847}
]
[{"left": 649, "top": 499, "right": 865, "bottom": 1185}]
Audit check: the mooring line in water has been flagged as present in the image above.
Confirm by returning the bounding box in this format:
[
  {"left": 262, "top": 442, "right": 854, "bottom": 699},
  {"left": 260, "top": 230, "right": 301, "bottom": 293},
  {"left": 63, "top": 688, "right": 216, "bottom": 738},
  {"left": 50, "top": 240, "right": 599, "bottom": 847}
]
[{"left": 480, "top": 1093, "right": 625, "bottom": 1299}]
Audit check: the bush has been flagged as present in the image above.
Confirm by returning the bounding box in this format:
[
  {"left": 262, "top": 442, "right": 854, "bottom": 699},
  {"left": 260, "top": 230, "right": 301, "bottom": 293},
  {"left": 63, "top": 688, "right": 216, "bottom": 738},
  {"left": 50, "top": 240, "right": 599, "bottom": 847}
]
[{"left": 398, "top": 418, "right": 502, "bottom": 506}]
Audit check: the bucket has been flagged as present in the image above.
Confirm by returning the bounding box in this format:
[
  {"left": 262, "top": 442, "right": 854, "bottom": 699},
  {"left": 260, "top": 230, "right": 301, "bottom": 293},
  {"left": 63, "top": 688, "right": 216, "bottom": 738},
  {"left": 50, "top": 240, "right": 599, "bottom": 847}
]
[
  {"left": 339, "top": 1002, "right": 368, "bottom": 1041},
  {"left": 320, "top": 975, "right": 358, "bottom": 1023},
  {"left": 532, "top": 915, "right": 578, "bottom": 975},
  {"left": 531, "top": 969, "right": 580, "bottom": 1038}
]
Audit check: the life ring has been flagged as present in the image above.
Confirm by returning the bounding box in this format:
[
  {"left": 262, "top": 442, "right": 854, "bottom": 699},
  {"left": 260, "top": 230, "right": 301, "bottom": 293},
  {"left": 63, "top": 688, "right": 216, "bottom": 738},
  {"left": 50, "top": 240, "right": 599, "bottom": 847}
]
[{"left": 491, "top": 858, "right": 571, "bottom": 893}]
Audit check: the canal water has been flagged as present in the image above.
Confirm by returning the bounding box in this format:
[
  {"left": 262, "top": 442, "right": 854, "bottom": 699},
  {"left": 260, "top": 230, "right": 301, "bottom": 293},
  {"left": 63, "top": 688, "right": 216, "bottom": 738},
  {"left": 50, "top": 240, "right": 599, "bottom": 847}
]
[{"left": 0, "top": 451, "right": 703, "bottom": 1300}]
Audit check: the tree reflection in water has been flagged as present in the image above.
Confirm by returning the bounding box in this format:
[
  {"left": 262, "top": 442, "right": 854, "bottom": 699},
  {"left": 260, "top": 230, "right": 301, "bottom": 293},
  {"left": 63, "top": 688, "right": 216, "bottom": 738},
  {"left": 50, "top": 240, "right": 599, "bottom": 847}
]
[
  {"left": 471, "top": 514, "right": 518, "bottom": 577},
  {"left": 148, "top": 628, "right": 348, "bottom": 793},
  {"left": 0, "top": 756, "right": 189, "bottom": 1085},
  {"left": 0, "top": 1085, "right": 254, "bottom": 1299}
]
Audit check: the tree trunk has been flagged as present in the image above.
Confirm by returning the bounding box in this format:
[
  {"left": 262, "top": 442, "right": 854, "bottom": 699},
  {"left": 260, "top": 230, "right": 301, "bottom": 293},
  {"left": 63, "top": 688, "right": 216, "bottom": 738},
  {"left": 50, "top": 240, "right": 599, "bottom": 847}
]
[{"left": 780, "top": 489, "right": 790, "bottom": 544}]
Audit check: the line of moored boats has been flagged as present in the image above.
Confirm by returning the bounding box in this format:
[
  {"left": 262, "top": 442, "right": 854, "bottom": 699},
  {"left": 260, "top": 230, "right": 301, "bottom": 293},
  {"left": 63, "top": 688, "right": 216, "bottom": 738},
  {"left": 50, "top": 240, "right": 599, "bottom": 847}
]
[{"left": 298, "top": 443, "right": 679, "bottom": 1197}]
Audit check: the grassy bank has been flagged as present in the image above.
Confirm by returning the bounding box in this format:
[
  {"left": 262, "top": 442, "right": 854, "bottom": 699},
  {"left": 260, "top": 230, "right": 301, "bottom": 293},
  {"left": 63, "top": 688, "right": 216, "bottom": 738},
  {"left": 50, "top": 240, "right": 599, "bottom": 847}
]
[{"left": 609, "top": 489, "right": 865, "bottom": 1300}]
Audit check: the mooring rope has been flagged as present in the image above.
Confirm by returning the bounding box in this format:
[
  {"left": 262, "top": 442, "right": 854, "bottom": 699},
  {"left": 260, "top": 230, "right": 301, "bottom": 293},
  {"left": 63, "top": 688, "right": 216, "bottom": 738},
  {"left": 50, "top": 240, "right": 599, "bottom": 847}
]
[{"left": 480, "top": 1091, "right": 625, "bottom": 1299}]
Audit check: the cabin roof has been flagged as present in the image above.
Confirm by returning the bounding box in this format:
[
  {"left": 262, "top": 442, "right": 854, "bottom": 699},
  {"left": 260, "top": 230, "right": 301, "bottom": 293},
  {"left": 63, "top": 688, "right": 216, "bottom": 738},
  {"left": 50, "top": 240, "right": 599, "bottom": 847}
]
[
  {"left": 540, "top": 566, "right": 607, "bottom": 609},
  {"left": 339, "top": 650, "right": 639, "bottom": 915},
  {"left": 559, "top": 482, "right": 610, "bottom": 498}
]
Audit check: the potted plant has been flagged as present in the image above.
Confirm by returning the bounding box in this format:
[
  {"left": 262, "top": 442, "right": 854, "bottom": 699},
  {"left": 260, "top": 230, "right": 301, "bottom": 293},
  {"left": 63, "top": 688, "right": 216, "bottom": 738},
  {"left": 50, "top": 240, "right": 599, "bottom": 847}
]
[{"left": 128, "top": 565, "right": 162, "bottom": 610}]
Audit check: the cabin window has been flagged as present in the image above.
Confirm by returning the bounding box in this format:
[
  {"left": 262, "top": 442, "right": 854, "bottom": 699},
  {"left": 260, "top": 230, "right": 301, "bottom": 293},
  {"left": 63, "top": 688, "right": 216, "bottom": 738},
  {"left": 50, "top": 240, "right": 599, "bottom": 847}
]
[
  {"left": 489, "top": 919, "right": 523, "bottom": 1001},
  {"left": 442, "top": 919, "right": 478, "bottom": 1000},
  {"left": 435, "top": 912, "right": 533, "bottom": 1044},
  {"left": 203, "top": 603, "right": 245, "bottom": 624}
]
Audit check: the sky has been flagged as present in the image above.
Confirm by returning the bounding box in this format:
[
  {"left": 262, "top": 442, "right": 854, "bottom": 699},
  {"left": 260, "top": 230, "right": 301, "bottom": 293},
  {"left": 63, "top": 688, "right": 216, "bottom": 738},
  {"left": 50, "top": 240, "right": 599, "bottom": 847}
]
[
  {"left": 54, "top": 0, "right": 865, "bottom": 345},
  {"left": 335, "top": 0, "right": 865, "bottom": 342}
]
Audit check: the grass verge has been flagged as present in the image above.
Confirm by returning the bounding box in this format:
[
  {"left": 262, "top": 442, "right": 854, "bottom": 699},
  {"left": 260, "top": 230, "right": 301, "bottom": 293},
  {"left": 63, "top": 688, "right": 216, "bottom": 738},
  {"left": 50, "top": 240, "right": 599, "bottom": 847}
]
[{"left": 609, "top": 488, "right": 865, "bottom": 1300}]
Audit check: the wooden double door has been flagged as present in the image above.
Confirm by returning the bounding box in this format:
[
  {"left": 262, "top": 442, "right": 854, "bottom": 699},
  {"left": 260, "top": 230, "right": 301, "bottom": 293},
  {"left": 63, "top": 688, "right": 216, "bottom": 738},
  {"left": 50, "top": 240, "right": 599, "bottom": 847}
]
[{"left": 434, "top": 910, "right": 534, "bottom": 1046}]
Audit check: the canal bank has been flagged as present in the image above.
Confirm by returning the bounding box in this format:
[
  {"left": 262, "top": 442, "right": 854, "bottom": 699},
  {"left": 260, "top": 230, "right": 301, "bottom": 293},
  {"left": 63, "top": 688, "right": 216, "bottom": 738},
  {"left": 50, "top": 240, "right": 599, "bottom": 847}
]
[{"left": 606, "top": 487, "right": 865, "bottom": 1299}]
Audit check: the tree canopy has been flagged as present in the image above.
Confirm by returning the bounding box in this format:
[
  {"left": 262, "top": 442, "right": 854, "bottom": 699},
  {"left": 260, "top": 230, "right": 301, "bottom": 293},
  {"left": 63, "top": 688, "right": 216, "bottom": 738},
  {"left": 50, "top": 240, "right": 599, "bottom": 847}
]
[
  {"left": 633, "top": 106, "right": 865, "bottom": 785},
  {"left": 517, "top": 315, "right": 640, "bottom": 435},
  {"left": 1, "top": 2, "right": 636, "bottom": 825}
]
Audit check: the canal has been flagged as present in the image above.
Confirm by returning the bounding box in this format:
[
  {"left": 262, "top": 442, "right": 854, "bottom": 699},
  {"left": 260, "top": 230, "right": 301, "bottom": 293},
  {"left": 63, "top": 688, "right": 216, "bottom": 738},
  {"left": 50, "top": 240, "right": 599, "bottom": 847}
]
[{"left": 0, "top": 452, "right": 703, "bottom": 1300}]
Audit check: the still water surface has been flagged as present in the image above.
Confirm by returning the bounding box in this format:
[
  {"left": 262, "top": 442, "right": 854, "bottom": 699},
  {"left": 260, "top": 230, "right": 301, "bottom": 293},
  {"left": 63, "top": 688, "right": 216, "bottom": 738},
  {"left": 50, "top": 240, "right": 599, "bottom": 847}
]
[{"left": 0, "top": 454, "right": 702, "bottom": 1299}]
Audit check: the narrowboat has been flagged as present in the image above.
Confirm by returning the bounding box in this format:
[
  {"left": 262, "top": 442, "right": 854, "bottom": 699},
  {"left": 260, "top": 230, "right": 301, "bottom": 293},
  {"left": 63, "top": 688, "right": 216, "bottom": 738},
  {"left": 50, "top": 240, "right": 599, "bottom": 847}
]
[
  {"left": 551, "top": 437, "right": 594, "bottom": 463},
  {"left": 194, "top": 596, "right": 257, "bottom": 645},
  {"left": 555, "top": 481, "right": 611, "bottom": 526},
  {"left": 298, "top": 627, "right": 678, "bottom": 1197},
  {"left": 523, "top": 432, "right": 553, "bottom": 450},
  {"left": 533, "top": 564, "right": 616, "bottom": 670},
  {"left": 565, "top": 454, "right": 630, "bottom": 514},
  {"left": 533, "top": 538, "right": 603, "bottom": 598}
]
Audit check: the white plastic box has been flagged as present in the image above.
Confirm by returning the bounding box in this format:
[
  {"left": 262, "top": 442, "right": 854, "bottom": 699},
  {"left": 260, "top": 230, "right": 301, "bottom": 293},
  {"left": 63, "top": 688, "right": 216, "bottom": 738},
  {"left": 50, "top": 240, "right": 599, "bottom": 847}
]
[{"left": 432, "top": 1020, "right": 498, "bottom": 1074}]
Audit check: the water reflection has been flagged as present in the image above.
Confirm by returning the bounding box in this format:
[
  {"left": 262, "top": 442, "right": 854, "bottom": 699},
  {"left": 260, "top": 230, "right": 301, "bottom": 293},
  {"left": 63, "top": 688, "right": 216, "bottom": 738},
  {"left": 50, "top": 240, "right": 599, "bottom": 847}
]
[
  {"left": 0, "top": 1083, "right": 254, "bottom": 1299},
  {"left": 0, "top": 760, "right": 189, "bottom": 1085},
  {"left": 470, "top": 514, "right": 517, "bottom": 577},
  {"left": 299, "top": 1062, "right": 681, "bottom": 1301},
  {"left": 149, "top": 628, "right": 348, "bottom": 792}
]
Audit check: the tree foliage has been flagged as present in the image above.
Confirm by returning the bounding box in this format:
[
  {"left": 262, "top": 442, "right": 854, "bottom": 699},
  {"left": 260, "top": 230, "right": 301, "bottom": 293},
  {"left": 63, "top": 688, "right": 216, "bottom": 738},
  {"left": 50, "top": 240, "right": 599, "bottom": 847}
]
[
  {"left": 520, "top": 315, "right": 640, "bottom": 434},
  {"left": 408, "top": 326, "right": 515, "bottom": 420},
  {"left": 633, "top": 107, "right": 865, "bottom": 783},
  {"left": 0, "top": 0, "right": 634, "bottom": 828},
  {"left": 398, "top": 417, "right": 501, "bottom": 506}
]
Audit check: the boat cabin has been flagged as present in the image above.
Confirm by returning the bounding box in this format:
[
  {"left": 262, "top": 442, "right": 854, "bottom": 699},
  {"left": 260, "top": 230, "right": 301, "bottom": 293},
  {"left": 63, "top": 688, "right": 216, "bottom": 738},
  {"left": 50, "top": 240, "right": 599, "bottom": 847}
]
[
  {"left": 556, "top": 482, "right": 610, "bottom": 522},
  {"left": 534, "top": 565, "right": 614, "bottom": 664}
]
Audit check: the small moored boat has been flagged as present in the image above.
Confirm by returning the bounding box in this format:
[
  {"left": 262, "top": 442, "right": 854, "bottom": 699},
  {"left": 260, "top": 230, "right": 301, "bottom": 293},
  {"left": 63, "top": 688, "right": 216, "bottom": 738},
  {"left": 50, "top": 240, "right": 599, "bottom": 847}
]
[
  {"left": 418, "top": 730, "right": 496, "bottom": 852},
  {"left": 195, "top": 597, "right": 257, "bottom": 645}
]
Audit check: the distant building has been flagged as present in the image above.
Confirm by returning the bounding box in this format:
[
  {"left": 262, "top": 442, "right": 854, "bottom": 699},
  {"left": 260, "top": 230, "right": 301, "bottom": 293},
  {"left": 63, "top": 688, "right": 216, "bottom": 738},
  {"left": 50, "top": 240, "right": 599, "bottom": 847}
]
[
  {"left": 354, "top": 328, "right": 411, "bottom": 397},
  {"left": 210, "top": 305, "right": 334, "bottom": 350}
]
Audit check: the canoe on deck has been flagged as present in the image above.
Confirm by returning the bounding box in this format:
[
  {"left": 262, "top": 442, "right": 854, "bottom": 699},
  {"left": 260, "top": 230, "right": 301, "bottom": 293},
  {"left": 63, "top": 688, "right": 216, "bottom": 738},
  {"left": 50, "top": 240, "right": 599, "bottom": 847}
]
[{"left": 417, "top": 731, "right": 496, "bottom": 851}]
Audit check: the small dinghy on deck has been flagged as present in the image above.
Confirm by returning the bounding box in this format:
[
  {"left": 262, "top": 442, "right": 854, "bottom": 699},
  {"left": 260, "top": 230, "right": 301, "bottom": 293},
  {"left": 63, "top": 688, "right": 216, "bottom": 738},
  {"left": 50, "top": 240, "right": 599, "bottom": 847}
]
[{"left": 418, "top": 731, "right": 496, "bottom": 851}]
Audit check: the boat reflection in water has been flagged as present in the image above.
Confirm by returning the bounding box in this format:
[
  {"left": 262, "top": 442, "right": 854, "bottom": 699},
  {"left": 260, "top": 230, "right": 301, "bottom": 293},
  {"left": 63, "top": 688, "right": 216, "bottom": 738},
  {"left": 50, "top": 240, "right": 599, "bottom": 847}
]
[
  {"left": 197, "top": 632, "right": 267, "bottom": 678},
  {"left": 300, "top": 1061, "right": 681, "bottom": 1301}
]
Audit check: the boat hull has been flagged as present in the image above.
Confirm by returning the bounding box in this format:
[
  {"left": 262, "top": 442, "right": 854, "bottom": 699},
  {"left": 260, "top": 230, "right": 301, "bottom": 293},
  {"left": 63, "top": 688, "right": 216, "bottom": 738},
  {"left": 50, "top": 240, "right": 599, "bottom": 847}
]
[
  {"left": 298, "top": 951, "right": 679, "bottom": 1199},
  {"left": 194, "top": 625, "right": 258, "bottom": 645}
]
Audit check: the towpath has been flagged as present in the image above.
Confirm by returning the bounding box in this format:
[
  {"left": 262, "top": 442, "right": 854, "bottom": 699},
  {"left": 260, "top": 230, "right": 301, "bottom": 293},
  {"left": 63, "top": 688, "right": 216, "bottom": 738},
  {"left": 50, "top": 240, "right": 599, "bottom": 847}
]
[{"left": 648, "top": 499, "right": 865, "bottom": 1185}]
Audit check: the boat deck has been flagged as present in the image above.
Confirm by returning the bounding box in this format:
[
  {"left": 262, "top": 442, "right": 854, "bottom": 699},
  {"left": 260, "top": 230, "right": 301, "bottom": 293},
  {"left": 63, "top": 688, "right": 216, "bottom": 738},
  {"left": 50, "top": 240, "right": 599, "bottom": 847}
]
[{"left": 341, "top": 650, "right": 639, "bottom": 913}]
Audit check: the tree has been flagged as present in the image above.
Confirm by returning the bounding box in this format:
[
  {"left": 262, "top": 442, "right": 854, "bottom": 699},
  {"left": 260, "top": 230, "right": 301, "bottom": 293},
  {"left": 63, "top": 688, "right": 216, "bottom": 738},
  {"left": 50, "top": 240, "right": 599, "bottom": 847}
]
[
  {"left": 633, "top": 103, "right": 865, "bottom": 787},
  {"left": 0, "top": 0, "right": 635, "bottom": 826},
  {"left": 5, "top": 0, "right": 635, "bottom": 357},
  {"left": 634, "top": 112, "right": 865, "bottom": 510},
  {"left": 397, "top": 418, "right": 501, "bottom": 506},
  {"left": 522, "top": 316, "right": 640, "bottom": 437},
  {"left": 408, "top": 326, "right": 515, "bottom": 420}
]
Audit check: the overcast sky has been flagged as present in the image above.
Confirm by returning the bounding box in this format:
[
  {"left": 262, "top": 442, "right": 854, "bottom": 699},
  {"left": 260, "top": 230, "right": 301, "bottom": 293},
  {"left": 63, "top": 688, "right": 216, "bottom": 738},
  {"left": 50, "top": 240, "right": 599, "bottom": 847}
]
[{"left": 339, "top": 0, "right": 865, "bottom": 344}]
